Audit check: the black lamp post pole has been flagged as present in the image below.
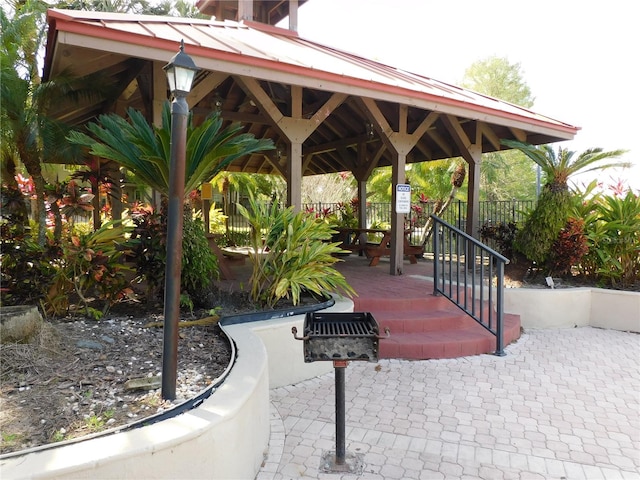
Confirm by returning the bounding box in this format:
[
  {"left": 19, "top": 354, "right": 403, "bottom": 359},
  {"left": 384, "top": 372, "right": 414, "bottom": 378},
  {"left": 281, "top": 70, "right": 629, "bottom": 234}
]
[{"left": 161, "top": 92, "right": 189, "bottom": 400}]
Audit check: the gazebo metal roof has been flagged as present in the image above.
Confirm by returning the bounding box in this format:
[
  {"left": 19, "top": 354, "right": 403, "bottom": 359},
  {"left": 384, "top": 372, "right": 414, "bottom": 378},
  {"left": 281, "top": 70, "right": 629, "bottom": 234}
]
[{"left": 43, "top": 8, "right": 578, "bottom": 177}]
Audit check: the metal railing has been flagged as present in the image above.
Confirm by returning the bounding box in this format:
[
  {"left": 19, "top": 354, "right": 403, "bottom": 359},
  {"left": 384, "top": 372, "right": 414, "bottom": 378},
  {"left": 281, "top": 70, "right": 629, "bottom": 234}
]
[{"left": 431, "top": 214, "right": 509, "bottom": 356}]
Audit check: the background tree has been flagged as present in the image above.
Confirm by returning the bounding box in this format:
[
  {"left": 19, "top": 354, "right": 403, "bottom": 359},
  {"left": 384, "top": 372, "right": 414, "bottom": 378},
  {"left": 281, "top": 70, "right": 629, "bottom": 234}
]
[
  {"left": 301, "top": 172, "right": 356, "bottom": 205},
  {"left": 461, "top": 56, "right": 538, "bottom": 201},
  {"left": 501, "top": 139, "right": 628, "bottom": 266},
  {"left": 58, "top": 0, "right": 207, "bottom": 17}
]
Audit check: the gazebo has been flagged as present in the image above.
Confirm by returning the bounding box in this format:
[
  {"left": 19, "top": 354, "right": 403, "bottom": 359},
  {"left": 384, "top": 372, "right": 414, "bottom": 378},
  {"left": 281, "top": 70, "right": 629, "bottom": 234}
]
[{"left": 42, "top": 1, "right": 579, "bottom": 275}]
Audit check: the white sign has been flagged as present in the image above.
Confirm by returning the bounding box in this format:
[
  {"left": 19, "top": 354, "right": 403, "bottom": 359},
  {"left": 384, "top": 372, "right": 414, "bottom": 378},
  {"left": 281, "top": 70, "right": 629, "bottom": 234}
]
[{"left": 395, "top": 184, "right": 411, "bottom": 214}]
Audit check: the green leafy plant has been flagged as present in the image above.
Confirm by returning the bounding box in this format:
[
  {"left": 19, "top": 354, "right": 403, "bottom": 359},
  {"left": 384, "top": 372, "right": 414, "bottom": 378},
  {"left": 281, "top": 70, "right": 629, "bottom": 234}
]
[
  {"left": 125, "top": 204, "right": 166, "bottom": 303},
  {"left": 46, "top": 220, "right": 132, "bottom": 318},
  {"left": 479, "top": 221, "right": 518, "bottom": 258},
  {"left": 238, "top": 194, "right": 356, "bottom": 308},
  {"left": 328, "top": 198, "right": 361, "bottom": 229},
  {"left": 180, "top": 214, "right": 219, "bottom": 306},
  {"left": 124, "top": 203, "right": 219, "bottom": 307},
  {"left": 84, "top": 409, "right": 114, "bottom": 432},
  {"left": 0, "top": 235, "right": 60, "bottom": 307},
  {"left": 589, "top": 191, "right": 640, "bottom": 288}
]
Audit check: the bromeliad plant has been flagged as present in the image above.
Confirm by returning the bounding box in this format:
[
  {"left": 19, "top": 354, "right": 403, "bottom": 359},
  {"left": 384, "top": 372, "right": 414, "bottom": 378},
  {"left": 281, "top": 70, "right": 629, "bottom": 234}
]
[{"left": 237, "top": 194, "right": 356, "bottom": 309}]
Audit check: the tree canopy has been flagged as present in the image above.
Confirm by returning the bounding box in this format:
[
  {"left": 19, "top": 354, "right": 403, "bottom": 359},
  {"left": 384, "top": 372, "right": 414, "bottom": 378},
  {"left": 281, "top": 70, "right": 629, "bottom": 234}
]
[{"left": 461, "top": 56, "right": 538, "bottom": 201}]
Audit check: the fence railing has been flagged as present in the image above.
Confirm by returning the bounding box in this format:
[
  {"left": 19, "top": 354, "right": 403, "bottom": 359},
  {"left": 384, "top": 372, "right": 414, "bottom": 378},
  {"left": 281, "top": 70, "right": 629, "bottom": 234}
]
[
  {"left": 223, "top": 199, "right": 534, "bottom": 248},
  {"left": 431, "top": 214, "right": 509, "bottom": 356}
]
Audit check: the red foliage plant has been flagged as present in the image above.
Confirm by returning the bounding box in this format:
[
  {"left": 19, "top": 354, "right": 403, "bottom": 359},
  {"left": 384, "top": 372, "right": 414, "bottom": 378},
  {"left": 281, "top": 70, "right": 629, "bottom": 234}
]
[{"left": 547, "top": 217, "right": 589, "bottom": 276}]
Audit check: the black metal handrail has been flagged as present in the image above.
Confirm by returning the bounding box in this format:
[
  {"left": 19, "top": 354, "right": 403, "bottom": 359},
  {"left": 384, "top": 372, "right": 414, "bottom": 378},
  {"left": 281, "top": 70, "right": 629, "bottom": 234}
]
[{"left": 431, "top": 215, "right": 509, "bottom": 356}]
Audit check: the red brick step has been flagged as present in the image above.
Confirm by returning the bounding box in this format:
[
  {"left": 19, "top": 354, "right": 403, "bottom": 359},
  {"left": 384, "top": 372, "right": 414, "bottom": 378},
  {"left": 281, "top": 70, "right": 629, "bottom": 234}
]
[{"left": 355, "top": 292, "right": 521, "bottom": 360}]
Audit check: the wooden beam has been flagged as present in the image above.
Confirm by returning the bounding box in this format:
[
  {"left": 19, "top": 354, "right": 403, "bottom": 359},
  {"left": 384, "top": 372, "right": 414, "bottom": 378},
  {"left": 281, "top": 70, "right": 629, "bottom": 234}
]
[
  {"left": 478, "top": 122, "right": 501, "bottom": 151},
  {"left": 442, "top": 115, "right": 474, "bottom": 163},
  {"left": 152, "top": 61, "right": 165, "bottom": 127},
  {"left": 187, "top": 71, "right": 229, "bottom": 106}
]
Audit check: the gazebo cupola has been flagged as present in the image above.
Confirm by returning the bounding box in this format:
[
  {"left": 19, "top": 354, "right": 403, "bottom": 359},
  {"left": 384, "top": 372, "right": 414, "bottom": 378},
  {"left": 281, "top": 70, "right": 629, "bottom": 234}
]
[{"left": 196, "top": 0, "right": 307, "bottom": 31}]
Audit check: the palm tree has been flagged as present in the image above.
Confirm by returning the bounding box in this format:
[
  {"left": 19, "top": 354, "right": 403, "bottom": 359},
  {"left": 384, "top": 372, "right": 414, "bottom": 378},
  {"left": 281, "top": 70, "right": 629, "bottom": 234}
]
[
  {"left": 1, "top": 1, "right": 105, "bottom": 244},
  {"left": 68, "top": 102, "right": 273, "bottom": 198},
  {"left": 409, "top": 159, "right": 467, "bottom": 247},
  {"left": 501, "top": 139, "right": 628, "bottom": 265},
  {"left": 1, "top": 0, "right": 50, "bottom": 244}
]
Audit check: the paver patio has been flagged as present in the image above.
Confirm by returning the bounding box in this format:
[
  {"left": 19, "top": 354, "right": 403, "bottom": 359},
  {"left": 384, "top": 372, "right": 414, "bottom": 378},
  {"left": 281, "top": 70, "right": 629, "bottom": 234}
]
[{"left": 257, "top": 327, "right": 640, "bottom": 479}]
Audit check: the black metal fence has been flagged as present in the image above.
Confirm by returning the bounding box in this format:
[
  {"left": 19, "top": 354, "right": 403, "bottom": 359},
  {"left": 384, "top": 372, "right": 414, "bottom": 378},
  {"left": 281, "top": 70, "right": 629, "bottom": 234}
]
[{"left": 223, "top": 199, "right": 534, "bottom": 248}]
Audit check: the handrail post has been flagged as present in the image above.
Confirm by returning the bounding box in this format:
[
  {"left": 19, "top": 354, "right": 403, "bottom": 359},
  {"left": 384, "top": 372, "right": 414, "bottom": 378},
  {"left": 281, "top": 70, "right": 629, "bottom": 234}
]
[
  {"left": 495, "top": 260, "right": 506, "bottom": 356},
  {"left": 432, "top": 218, "right": 440, "bottom": 296}
]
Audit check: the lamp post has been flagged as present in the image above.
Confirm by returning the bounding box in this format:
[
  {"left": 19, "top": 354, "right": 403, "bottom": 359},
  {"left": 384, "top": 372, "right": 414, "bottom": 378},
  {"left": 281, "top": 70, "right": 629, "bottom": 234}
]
[{"left": 161, "top": 40, "right": 199, "bottom": 401}]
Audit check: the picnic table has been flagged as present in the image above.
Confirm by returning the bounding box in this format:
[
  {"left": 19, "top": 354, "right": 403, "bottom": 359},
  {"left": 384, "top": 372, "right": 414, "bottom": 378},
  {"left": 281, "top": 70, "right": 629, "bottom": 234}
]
[
  {"left": 335, "top": 227, "right": 387, "bottom": 255},
  {"left": 206, "top": 234, "right": 246, "bottom": 280},
  {"left": 335, "top": 227, "right": 424, "bottom": 266},
  {"left": 364, "top": 230, "right": 424, "bottom": 266}
]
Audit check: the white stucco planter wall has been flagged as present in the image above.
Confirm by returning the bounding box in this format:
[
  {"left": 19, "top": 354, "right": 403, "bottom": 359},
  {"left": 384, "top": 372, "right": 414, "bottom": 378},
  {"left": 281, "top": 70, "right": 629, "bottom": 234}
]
[
  {"left": 589, "top": 288, "right": 640, "bottom": 332},
  {"left": 504, "top": 287, "right": 639, "bottom": 332},
  {"left": 0, "top": 295, "right": 354, "bottom": 480}
]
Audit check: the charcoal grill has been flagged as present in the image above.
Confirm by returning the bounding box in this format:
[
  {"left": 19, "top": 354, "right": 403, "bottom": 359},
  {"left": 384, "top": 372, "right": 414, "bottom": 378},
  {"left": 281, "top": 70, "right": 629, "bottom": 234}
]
[
  {"left": 292, "top": 312, "right": 385, "bottom": 362},
  {"left": 292, "top": 312, "right": 389, "bottom": 473}
]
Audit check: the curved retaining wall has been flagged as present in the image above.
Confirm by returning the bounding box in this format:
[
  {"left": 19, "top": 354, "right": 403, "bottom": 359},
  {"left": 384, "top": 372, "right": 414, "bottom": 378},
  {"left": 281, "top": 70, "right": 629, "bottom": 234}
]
[{"left": 0, "top": 296, "right": 353, "bottom": 480}]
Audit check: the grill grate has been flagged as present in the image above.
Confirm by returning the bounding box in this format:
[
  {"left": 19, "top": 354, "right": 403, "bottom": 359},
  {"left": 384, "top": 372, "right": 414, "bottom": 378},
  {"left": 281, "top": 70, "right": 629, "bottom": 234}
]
[{"left": 310, "top": 320, "right": 376, "bottom": 337}]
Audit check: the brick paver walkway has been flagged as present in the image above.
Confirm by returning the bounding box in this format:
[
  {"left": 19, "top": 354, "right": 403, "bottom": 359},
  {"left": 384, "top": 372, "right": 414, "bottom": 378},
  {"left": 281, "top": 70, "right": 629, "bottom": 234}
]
[{"left": 257, "top": 327, "right": 640, "bottom": 479}]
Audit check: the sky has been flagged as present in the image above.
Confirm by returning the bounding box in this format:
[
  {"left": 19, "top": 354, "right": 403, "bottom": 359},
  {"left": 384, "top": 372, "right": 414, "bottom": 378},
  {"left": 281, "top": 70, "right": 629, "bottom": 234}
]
[{"left": 285, "top": 0, "right": 639, "bottom": 191}]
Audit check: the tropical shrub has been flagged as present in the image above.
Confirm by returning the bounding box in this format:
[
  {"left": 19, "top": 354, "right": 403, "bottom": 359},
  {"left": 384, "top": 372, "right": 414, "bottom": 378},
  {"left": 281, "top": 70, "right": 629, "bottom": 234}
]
[
  {"left": 238, "top": 195, "right": 356, "bottom": 308},
  {"left": 180, "top": 214, "right": 219, "bottom": 306},
  {"left": 501, "top": 140, "right": 627, "bottom": 266},
  {"left": 0, "top": 236, "right": 59, "bottom": 307},
  {"left": 479, "top": 221, "right": 518, "bottom": 258},
  {"left": 547, "top": 217, "right": 588, "bottom": 276},
  {"left": 124, "top": 203, "right": 219, "bottom": 306},
  {"left": 125, "top": 205, "right": 166, "bottom": 302},
  {"left": 587, "top": 191, "right": 640, "bottom": 288},
  {"left": 46, "top": 221, "right": 133, "bottom": 319}
]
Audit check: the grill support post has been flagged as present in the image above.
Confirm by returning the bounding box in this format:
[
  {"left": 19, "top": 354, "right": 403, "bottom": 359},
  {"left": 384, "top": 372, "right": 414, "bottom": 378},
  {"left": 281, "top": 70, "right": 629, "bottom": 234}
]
[{"left": 334, "top": 361, "right": 347, "bottom": 465}]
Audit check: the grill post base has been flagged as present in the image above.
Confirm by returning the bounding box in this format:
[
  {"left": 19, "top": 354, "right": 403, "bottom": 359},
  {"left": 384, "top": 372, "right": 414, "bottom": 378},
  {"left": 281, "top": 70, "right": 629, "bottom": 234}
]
[
  {"left": 320, "top": 360, "right": 366, "bottom": 474},
  {"left": 320, "top": 450, "right": 364, "bottom": 474}
]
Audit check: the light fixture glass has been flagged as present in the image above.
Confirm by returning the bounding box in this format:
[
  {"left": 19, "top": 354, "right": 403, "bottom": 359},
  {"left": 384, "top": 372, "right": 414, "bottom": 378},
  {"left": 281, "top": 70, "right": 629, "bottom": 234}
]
[{"left": 163, "top": 39, "right": 199, "bottom": 95}]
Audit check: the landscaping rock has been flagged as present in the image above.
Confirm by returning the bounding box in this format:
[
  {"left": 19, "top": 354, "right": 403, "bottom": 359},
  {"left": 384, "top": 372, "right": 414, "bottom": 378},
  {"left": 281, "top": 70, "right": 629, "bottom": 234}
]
[{"left": 0, "top": 305, "right": 43, "bottom": 344}]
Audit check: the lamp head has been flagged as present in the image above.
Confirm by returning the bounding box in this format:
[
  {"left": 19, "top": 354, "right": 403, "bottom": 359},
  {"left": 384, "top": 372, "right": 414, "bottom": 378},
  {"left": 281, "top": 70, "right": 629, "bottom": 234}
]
[{"left": 164, "top": 39, "right": 199, "bottom": 95}]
